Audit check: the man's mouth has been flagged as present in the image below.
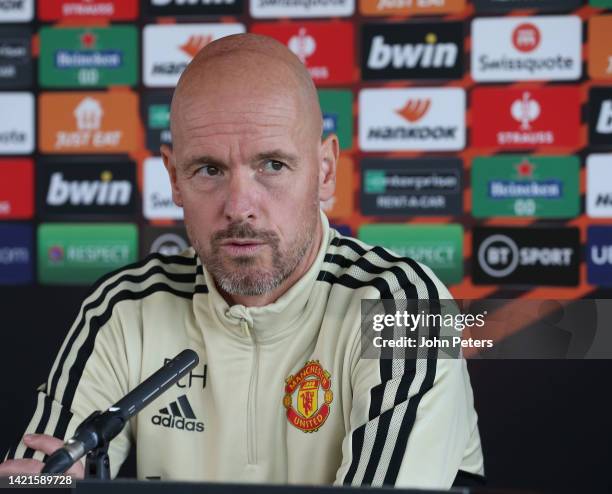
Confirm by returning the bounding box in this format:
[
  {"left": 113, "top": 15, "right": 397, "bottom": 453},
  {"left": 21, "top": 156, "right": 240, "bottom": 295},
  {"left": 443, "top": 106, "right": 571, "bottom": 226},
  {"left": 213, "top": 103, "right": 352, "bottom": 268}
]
[{"left": 220, "top": 239, "right": 265, "bottom": 256}]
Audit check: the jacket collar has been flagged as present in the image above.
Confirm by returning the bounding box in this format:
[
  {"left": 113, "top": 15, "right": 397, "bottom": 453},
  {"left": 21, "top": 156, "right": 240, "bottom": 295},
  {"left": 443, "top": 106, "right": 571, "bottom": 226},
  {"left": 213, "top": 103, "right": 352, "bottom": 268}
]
[{"left": 194, "top": 211, "right": 331, "bottom": 342}]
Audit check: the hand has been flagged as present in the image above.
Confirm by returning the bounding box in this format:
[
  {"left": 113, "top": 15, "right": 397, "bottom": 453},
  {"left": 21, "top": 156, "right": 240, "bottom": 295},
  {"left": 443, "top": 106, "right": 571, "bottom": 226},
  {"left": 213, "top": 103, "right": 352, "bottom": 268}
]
[{"left": 0, "top": 434, "right": 84, "bottom": 479}]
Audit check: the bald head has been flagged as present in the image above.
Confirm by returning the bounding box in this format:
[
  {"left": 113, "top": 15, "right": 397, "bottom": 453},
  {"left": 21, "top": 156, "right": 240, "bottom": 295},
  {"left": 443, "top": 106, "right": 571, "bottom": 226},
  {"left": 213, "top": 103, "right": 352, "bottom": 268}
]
[{"left": 170, "top": 33, "right": 323, "bottom": 148}]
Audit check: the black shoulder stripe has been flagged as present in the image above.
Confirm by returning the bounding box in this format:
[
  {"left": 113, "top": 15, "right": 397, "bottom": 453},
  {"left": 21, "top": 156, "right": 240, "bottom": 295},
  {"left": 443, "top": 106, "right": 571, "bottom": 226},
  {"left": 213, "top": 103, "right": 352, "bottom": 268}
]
[
  {"left": 33, "top": 260, "right": 198, "bottom": 448},
  {"left": 83, "top": 252, "right": 196, "bottom": 301},
  {"left": 22, "top": 394, "right": 54, "bottom": 459},
  {"left": 361, "top": 258, "right": 422, "bottom": 485},
  {"left": 48, "top": 264, "right": 197, "bottom": 401},
  {"left": 330, "top": 236, "right": 367, "bottom": 256},
  {"left": 383, "top": 270, "right": 440, "bottom": 486},
  {"left": 50, "top": 283, "right": 194, "bottom": 441},
  {"left": 58, "top": 283, "right": 194, "bottom": 414}
]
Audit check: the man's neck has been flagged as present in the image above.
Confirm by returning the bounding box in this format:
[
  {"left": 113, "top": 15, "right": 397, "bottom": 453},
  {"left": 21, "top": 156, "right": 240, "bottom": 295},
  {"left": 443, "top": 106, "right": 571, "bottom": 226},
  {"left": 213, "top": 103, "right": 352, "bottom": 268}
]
[{"left": 219, "top": 219, "right": 324, "bottom": 308}]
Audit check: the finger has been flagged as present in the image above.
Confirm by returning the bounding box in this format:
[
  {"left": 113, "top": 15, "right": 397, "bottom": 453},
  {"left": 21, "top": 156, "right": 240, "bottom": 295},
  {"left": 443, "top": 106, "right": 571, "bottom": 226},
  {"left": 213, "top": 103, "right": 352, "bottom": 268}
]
[
  {"left": 0, "top": 459, "right": 44, "bottom": 476},
  {"left": 23, "top": 434, "right": 64, "bottom": 456}
]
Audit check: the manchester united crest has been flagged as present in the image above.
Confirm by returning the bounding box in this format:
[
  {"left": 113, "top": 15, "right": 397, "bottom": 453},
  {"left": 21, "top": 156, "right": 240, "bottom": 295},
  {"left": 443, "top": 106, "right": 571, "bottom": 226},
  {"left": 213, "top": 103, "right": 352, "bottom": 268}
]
[{"left": 283, "top": 360, "right": 333, "bottom": 433}]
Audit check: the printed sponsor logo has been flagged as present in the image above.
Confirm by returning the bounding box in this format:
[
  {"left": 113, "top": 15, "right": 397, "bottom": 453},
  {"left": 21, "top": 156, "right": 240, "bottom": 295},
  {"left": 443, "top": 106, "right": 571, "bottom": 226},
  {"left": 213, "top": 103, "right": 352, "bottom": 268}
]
[
  {"left": 471, "top": 87, "right": 580, "bottom": 149},
  {"left": 0, "top": 0, "right": 33, "bottom": 22},
  {"left": 38, "top": 0, "right": 138, "bottom": 20},
  {"left": 471, "top": 155, "right": 579, "bottom": 218},
  {"left": 37, "top": 223, "right": 138, "bottom": 285},
  {"left": 251, "top": 0, "right": 353, "bottom": 18},
  {"left": 589, "top": 87, "right": 612, "bottom": 148},
  {"left": 144, "top": 157, "right": 184, "bottom": 220},
  {"left": 318, "top": 89, "right": 352, "bottom": 150},
  {"left": 362, "top": 22, "right": 463, "bottom": 80},
  {"left": 141, "top": 226, "right": 190, "bottom": 258},
  {"left": 151, "top": 394, "right": 204, "bottom": 433},
  {"left": 142, "top": 91, "right": 173, "bottom": 152},
  {"left": 587, "top": 226, "right": 612, "bottom": 287},
  {"left": 320, "top": 156, "right": 353, "bottom": 219},
  {"left": 37, "top": 158, "right": 137, "bottom": 217},
  {"left": 472, "top": 227, "right": 580, "bottom": 286},
  {"left": 164, "top": 358, "right": 207, "bottom": 390},
  {"left": 39, "top": 92, "right": 139, "bottom": 153},
  {"left": 358, "top": 223, "right": 463, "bottom": 284},
  {"left": 0, "top": 159, "right": 33, "bottom": 219},
  {"left": 471, "top": 16, "right": 581, "bottom": 82},
  {"left": 360, "top": 0, "right": 465, "bottom": 17},
  {"left": 0, "top": 27, "right": 31, "bottom": 88},
  {"left": 473, "top": 0, "right": 580, "bottom": 13},
  {"left": 143, "top": 24, "right": 245, "bottom": 88},
  {"left": 284, "top": 361, "right": 333, "bottom": 433},
  {"left": 359, "top": 87, "right": 465, "bottom": 151},
  {"left": 251, "top": 22, "right": 354, "bottom": 85},
  {"left": 0, "top": 224, "right": 32, "bottom": 285},
  {"left": 586, "top": 154, "right": 612, "bottom": 218},
  {"left": 588, "top": 16, "right": 612, "bottom": 80},
  {"left": 39, "top": 27, "right": 138, "bottom": 88},
  {"left": 145, "top": 0, "right": 242, "bottom": 16},
  {"left": 590, "top": 0, "right": 612, "bottom": 7},
  {"left": 0, "top": 92, "right": 34, "bottom": 154},
  {"left": 361, "top": 157, "right": 462, "bottom": 216}
]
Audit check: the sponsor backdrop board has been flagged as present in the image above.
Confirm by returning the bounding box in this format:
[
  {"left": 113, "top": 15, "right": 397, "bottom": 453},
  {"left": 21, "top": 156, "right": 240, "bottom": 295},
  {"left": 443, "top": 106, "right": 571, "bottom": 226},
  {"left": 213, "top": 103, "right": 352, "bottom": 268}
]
[
  {"left": 0, "top": 0, "right": 608, "bottom": 298},
  {"left": 0, "top": 2, "right": 611, "bottom": 492}
]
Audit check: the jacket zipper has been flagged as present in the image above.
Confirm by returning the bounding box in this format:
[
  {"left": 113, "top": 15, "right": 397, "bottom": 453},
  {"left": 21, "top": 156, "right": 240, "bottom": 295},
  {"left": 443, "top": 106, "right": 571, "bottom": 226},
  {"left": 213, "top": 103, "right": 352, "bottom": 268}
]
[{"left": 241, "top": 318, "right": 258, "bottom": 465}]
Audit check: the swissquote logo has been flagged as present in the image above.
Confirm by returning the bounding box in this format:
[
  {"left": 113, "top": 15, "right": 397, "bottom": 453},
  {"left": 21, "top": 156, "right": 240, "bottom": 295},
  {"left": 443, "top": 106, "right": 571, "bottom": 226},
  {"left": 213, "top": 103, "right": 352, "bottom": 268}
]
[
  {"left": 362, "top": 22, "right": 463, "bottom": 80},
  {"left": 143, "top": 24, "right": 245, "bottom": 87},
  {"left": 471, "top": 87, "right": 580, "bottom": 149},
  {"left": 151, "top": 394, "right": 204, "bottom": 433},
  {"left": 250, "top": 0, "right": 354, "bottom": 19},
  {"left": 144, "top": 157, "right": 184, "bottom": 220},
  {"left": 251, "top": 22, "right": 354, "bottom": 85},
  {"left": 359, "top": 87, "right": 465, "bottom": 151},
  {"left": 471, "top": 16, "right": 581, "bottom": 82}
]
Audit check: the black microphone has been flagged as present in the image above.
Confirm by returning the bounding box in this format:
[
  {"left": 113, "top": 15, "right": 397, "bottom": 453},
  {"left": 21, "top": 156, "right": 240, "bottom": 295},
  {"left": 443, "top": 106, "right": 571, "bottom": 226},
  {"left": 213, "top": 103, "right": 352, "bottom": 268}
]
[{"left": 42, "top": 349, "right": 199, "bottom": 474}]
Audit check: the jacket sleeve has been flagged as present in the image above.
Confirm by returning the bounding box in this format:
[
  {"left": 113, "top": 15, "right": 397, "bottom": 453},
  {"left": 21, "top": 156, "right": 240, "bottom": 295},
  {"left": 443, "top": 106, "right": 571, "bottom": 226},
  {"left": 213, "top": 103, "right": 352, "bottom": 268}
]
[
  {"left": 334, "top": 278, "right": 484, "bottom": 489},
  {"left": 3, "top": 283, "right": 135, "bottom": 479}
]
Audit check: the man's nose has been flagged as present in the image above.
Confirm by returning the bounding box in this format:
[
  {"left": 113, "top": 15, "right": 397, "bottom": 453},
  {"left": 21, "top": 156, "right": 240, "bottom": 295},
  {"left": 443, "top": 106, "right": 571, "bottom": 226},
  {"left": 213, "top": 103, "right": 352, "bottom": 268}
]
[{"left": 223, "top": 169, "right": 256, "bottom": 223}]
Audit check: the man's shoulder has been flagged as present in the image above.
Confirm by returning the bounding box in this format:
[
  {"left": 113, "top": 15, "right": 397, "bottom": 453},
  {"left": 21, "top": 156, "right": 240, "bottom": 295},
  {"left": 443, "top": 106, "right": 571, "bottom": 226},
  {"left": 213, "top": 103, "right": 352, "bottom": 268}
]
[
  {"left": 82, "top": 247, "right": 201, "bottom": 308},
  {"left": 322, "top": 229, "right": 451, "bottom": 300}
]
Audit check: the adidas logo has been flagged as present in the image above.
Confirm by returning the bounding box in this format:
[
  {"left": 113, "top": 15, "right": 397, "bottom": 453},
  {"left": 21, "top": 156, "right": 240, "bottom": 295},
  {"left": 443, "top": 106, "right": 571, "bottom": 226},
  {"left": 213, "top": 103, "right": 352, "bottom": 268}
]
[{"left": 151, "top": 394, "right": 204, "bottom": 432}]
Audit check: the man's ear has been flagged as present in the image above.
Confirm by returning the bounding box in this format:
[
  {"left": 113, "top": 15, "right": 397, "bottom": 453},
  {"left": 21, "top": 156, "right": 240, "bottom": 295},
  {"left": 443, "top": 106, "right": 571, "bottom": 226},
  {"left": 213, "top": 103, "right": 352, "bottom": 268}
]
[
  {"left": 319, "top": 134, "right": 339, "bottom": 202},
  {"left": 160, "top": 144, "right": 183, "bottom": 207}
]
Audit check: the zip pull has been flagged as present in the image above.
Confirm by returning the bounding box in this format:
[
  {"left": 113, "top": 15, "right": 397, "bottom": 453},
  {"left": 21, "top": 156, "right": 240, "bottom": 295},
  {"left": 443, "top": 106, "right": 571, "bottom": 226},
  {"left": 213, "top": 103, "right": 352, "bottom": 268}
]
[{"left": 240, "top": 318, "right": 251, "bottom": 339}]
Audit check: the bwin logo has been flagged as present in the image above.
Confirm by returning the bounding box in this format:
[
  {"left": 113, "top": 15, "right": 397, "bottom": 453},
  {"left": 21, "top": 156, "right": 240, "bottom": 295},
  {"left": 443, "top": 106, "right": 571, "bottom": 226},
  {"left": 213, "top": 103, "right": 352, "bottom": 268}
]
[
  {"left": 367, "top": 33, "right": 458, "bottom": 70},
  {"left": 151, "top": 394, "right": 204, "bottom": 433},
  {"left": 47, "top": 171, "right": 132, "bottom": 206}
]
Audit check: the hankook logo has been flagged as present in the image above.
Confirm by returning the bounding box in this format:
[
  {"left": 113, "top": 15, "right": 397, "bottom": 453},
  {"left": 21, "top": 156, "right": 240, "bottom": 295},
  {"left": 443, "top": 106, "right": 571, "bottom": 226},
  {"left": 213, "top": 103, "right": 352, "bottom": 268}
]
[{"left": 359, "top": 87, "right": 465, "bottom": 151}]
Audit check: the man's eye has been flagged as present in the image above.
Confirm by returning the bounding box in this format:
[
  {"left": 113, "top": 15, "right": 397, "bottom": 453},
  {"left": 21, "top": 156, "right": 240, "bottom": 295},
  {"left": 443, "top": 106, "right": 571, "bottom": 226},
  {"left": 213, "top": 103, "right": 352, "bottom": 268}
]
[
  {"left": 198, "top": 165, "right": 220, "bottom": 177},
  {"left": 261, "top": 160, "right": 286, "bottom": 173}
]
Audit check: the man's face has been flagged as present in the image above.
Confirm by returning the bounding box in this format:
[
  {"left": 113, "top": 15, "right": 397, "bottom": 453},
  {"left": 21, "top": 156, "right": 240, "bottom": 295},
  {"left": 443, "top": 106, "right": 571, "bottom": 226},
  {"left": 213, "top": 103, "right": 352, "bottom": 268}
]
[{"left": 163, "top": 81, "right": 327, "bottom": 297}]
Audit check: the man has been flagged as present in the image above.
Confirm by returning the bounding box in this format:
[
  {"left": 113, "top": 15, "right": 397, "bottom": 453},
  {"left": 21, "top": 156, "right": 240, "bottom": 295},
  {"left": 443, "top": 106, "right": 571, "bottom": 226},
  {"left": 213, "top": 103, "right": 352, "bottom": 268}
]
[{"left": 0, "top": 34, "right": 484, "bottom": 488}]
